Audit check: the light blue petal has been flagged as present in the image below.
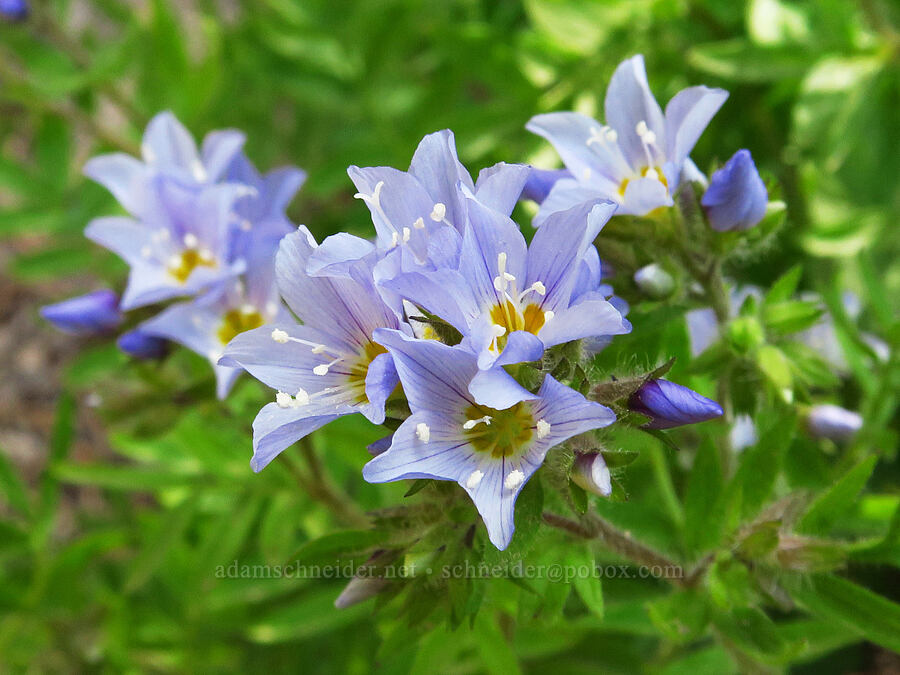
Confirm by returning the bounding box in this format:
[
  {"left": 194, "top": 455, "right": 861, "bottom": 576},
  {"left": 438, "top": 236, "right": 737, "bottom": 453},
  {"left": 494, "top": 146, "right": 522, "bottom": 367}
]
[
  {"left": 407, "top": 129, "right": 473, "bottom": 230},
  {"left": 251, "top": 402, "right": 342, "bottom": 472},
  {"left": 473, "top": 162, "right": 531, "bottom": 216},
  {"left": 307, "top": 233, "right": 376, "bottom": 277},
  {"left": 259, "top": 167, "right": 306, "bottom": 218},
  {"left": 141, "top": 111, "right": 201, "bottom": 179},
  {"left": 530, "top": 374, "right": 617, "bottom": 442},
  {"left": 468, "top": 366, "right": 539, "bottom": 409},
  {"left": 84, "top": 216, "right": 152, "bottom": 266},
  {"left": 621, "top": 176, "right": 673, "bottom": 215},
  {"left": 604, "top": 55, "right": 666, "bottom": 171},
  {"left": 537, "top": 294, "right": 631, "bottom": 348},
  {"left": 526, "top": 113, "right": 621, "bottom": 187},
  {"left": 382, "top": 269, "right": 477, "bottom": 335},
  {"left": 521, "top": 167, "right": 572, "bottom": 204},
  {"left": 200, "top": 129, "right": 246, "bottom": 182},
  {"left": 82, "top": 153, "right": 149, "bottom": 216},
  {"left": 533, "top": 178, "right": 608, "bottom": 228},
  {"left": 685, "top": 307, "right": 719, "bottom": 356},
  {"left": 664, "top": 85, "right": 728, "bottom": 168},
  {"left": 493, "top": 330, "right": 545, "bottom": 367},
  {"left": 701, "top": 149, "right": 768, "bottom": 231},
  {"left": 360, "top": 351, "right": 398, "bottom": 424},
  {"left": 215, "top": 364, "right": 243, "bottom": 400}
]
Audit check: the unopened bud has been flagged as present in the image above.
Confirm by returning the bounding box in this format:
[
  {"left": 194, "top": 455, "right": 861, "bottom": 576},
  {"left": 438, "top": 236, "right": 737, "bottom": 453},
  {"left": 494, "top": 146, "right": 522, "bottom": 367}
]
[
  {"left": 571, "top": 452, "right": 612, "bottom": 497},
  {"left": 633, "top": 263, "right": 674, "bottom": 298}
]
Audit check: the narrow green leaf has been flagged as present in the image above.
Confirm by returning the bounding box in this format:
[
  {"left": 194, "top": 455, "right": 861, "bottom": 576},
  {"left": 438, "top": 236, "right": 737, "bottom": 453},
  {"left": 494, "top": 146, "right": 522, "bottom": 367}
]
[{"left": 798, "top": 455, "right": 878, "bottom": 535}]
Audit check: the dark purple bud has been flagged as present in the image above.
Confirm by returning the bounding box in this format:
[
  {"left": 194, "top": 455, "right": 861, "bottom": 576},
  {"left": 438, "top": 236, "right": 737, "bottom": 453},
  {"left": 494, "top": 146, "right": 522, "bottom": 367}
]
[
  {"left": 0, "top": 0, "right": 28, "bottom": 21},
  {"left": 367, "top": 434, "right": 393, "bottom": 456},
  {"left": 807, "top": 405, "right": 862, "bottom": 442},
  {"left": 40, "top": 289, "right": 122, "bottom": 336},
  {"left": 521, "top": 167, "right": 571, "bottom": 203},
  {"left": 701, "top": 149, "right": 768, "bottom": 232},
  {"left": 629, "top": 379, "right": 723, "bottom": 429},
  {"left": 117, "top": 329, "right": 168, "bottom": 360},
  {"left": 571, "top": 452, "right": 612, "bottom": 497}
]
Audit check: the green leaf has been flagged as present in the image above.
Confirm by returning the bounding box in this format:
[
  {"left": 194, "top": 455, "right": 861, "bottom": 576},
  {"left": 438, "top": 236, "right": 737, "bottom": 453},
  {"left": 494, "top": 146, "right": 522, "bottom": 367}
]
[
  {"left": 713, "top": 606, "right": 801, "bottom": 663},
  {"left": 51, "top": 462, "right": 198, "bottom": 491},
  {"left": 682, "top": 439, "right": 724, "bottom": 557},
  {"left": 0, "top": 445, "right": 30, "bottom": 517},
  {"left": 756, "top": 344, "right": 793, "bottom": 396},
  {"left": 566, "top": 547, "right": 603, "bottom": 619},
  {"left": 729, "top": 410, "right": 795, "bottom": 521},
  {"left": 474, "top": 613, "right": 522, "bottom": 675},
  {"left": 763, "top": 300, "right": 824, "bottom": 335},
  {"left": 124, "top": 496, "right": 198, "bottom": 593},
  {"left": 688, "top": 39, "right": 815, "bottom": 82},
  {"left": 764, "top": 265, "right": 803, "bottom": 305},
  {"left": 289, "top": 529, "right": 388, "bottom": 567},
  {"left": 784, "top": 573, "right": 900, "bottom": 653},
  {"left": 797, "top": 456, "right": 878, "bottom": 535}
]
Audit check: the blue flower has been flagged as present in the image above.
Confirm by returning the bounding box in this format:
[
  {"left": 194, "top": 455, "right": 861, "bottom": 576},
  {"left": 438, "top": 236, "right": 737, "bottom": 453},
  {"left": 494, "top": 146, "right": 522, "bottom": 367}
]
[
  {"left": 383, "top": 197, "right": 630, "bottom": 406},
  {"left": 521, "top": 168, "right": 572, "bottom": 203},
  {"left": 40, "top": 289, "right": 122, "bottom": 336},
  {"left": 807, "top": 404, "right": 862, "bottom": 442},
  {"left": 85, "top": 177, "right": 248, "bottom": 310},
  {"left": 527, "top": 55, "right": 728, "bottom": 221},
  {"left": 219, "top": 229, "right": 403, "bottom": 470},
  {"left": 332, "top": 130, "right": 530, "bottom": 274},
  {"left": 363, "top": 329, "right": 616, "bottom": 550},
  {"left": 629, "top": 379, "right": 723, "bottom": 429},
  {"left": 83, "top": 111, "right": 246, "bottom": 217},
  {"left": 0, "top": 0, "right": 28, "bottom": 21},
  {"left": 117, "top": 329, "right": 168, "bottom": 360},
  {"left": 702, "top": 150, "right": 768, "bottom": 231}
]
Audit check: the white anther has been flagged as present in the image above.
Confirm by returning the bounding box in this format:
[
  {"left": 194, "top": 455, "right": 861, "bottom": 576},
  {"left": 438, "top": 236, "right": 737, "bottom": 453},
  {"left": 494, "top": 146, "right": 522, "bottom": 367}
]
[
  {"left": 390, "top": 231, "right": 399, "bottom": 248},
  {"left": 635, "top": 120, "right": 649, "bottom": 137},
  {"left": 493, "top": 275, "right": 508, "bottom": 293},
  {"left": 276, "top": 391, "right": 293, "bottom": 408},
  {"left": 430, "top": 202, "right": 446, "bottom": 221},
  {"left": 543, "top": 310, "right": 555, "bottom": 323},
  {"left": 463, "top": 415, "right": 492, "bottom": 430},
  {"left": 466, "top": 470, "right": 484, "bottom": 489},
  {"left": 167, "top": 254, "right": 182, "bottom": 269},
  {"left": 265, "top": 301, "right": 279, "bottom": 317},
  {"left": 198, "top": 248, "right": 214, "bottom": 263},
  {"left": 504, "top": 469, "right": 525, "bottom": 491},
  {"left": 294, "top": 388, "right": 310, "bottom": 406},
  {"left": 644, "top": 168, "right": 659, "bottom": 182},
  {"left": 353, "top": 180, "right": 384, "bottom": 206},
  {"left": 604, "top": 126, "right": 618, "bottom": 143},
  {"left": 151, "top": 228, "right": 168, "bottom": 243},
  {"left": 142, "top": 144, "right": 156, "bottom": 163},
  {"left": 240, "top": 304, "right": 256, "bottom": 315},
  {"left": 413, "top": 217, "right": 425, "bottom": 230},
  {"left": 497, "top": 252, "right": 507, "bottom": 275},
  {"left": 642, "top": 130, "right": 656, "bottom": 145},
  {"left": 313, "top": 364, "right": 330, "bottom": 376},
  {"left": 582, "top": 168, "right": 592, "bottom": 180},
  {"left": 503, "top": 272, "right": 516, "bottom": 282},
  {"left": 183, "top": 233, "right": 199, "bottom": 248},
  {"left": 415, "top": 422, "right": 431, "bottom": 443},
  {"left": 271, "top": 329, "right": 290, "bottom": 343},
  {"left": 140, "top": 246, "right": 152, "bottom": 259},
  {"left": 536, "top": 419, "right": 551, "bottom": 439},
  {"left": 492, "top": 324, "right": 507, "bottom": 338},
  {"left": 191, "top": 159, "right": 207, "bottom": 181},
  {"left": 402, "top": 227, "right": 411, "bottom": 243},
  {"left": 311, "top": 344, "right": 327, "bottom": 354},
  {"left": 530, "top": 281, "right": 546, "bottom": 296}
]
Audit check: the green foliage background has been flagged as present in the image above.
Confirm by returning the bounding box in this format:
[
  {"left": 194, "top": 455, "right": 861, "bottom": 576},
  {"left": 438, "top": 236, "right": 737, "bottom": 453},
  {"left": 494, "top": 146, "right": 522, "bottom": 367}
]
[{"left": 0, "top": 0, "right": 898, "bottom": 672}]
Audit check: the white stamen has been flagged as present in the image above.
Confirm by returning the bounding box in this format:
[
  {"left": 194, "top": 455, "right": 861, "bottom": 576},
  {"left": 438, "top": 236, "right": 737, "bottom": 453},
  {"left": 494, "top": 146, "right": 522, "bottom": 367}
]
[
  {"left": 644, "top": 168, "right": 659, "bottom": 182},
  {"left": 604, "top": 126, "right": 618, "bottom": 143},
  {"left": 390, "top": 231, "right": 399, "bottom": 248},
  {"left": 635, "top": 120, "right": 649, "bottom": 137},
  {"left": 503, "top": 272, "right": 516, "bottom": 282},
  {"left": 294, "top": 388, "right": 310, "bottom": 406},
  {"left": 240, "top": 303, "right": 256, "bottom": 315},
  {"left": 524, "top": 281, "right": 546, "bottom": 297},
  {"left": 271, "top": 329, "right": 290, "bottom": 343},
  {"left": 492, "top": 324, "right": 506, "bottom": 338},
  {"left": 536, "top": 419, "right": 551, "bottom": 439},
  {"left": 497, "top": 252, "right": 507, "bottom": 275},
  {"left": 493, "top": 275, "right": 507, "bottom": 293},
  {"left": 583, "top": 168, "right": 592, "bottom": 180},
  {"left": 311, "top": 344, "right": 328, "bottom": 354},
  {"left": 402, "top": 227, "right": 411, "bottom": 243},
  {"left": 544, "top": 310, "right": 555, "bottom": 323},
  {"left": 142, "top": 144, "right": 156, "bottom": 163},
  {"left": 504, "top": 470, "right": 525, "bottom": 491},
  {"left": 463, "top": 415, "right": 492, "bottom": 430},
  {"left": 265, "top": 301, "right": 279, "bottom": 317},
  {"left": 198, "top": 248, "right": 214, "bottom": 263},
  {"left": 413, "top": 217, "right": 425, "bottom": 230},
  {"left": 430, "top": 203, "right": 446, "bottom": 222},
  {"left": 466, "top": 470, "right": 484, "bottom": 489},
  {"left": 167, "top": 254, "right": 182, "bottom": 269},
  {"left": 276, "top": 391, "right": 293, "bottom": 408},
  {"left": 151, "top": 228, "right": 168, "bottom": 243},
  {"left": 183, "top": 233, "right": 199, "bottom": 249},
  {"left": 642, "top": 130, "right": 656, "bottom": 145},
  {"left": 313, "top": 364, "right": 330, "bottom": 376},
  {"left": 191, "top": 159, "right": 207, "bottom": 181},
  {"left": 415, "top": 422, "right": 430, "bottom": 443}
]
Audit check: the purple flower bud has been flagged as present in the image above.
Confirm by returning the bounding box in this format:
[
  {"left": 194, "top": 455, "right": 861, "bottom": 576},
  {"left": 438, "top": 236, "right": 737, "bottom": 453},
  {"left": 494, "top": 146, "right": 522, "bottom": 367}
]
[
  {"left": 571, "top": 452, "right": 612, "bottom": 497},
  {"left": 521, "top": 167, "right": 572, "bottom": 203},
  {"left": 807, "top": 405, "right": 862, "bottom": 442},
  {"left": 701, "top": 149, "right": 767, "bottom": 232},
  {"left": 629, "top": 379, "right": 723, "bottom": 429},
  {"left": 40, "top": 289, "right": 122, "bottom": 336},
  {"left": 117, "top": 329, "right": 168, "bottom": 360},
  {"left": 0, "top": 0, "right": 29, "bottom": 21}
]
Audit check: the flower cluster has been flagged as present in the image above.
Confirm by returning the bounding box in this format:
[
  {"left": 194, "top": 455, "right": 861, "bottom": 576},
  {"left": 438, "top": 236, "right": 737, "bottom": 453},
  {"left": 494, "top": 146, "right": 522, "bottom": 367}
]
[{"left": 41, "top": 112, "right": 306, "bottom": 398}]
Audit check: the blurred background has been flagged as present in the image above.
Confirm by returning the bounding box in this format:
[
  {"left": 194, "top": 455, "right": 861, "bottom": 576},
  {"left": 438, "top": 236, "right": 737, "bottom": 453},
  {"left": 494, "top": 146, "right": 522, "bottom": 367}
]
[{"left": 0, "top": 0, "right": 898, "bottom": 672}]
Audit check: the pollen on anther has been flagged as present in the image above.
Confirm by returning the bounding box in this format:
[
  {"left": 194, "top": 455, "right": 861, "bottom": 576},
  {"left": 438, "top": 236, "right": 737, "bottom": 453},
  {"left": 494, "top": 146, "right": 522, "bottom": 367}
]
[
  {"left": 466, "top": 470, "right": 484, "bottom": 489},
  {"left": 504, "top": 469, "right": 525, "bottom": 491},
  {"left": 390, "top": 231, "right": 400, "bottom": 248},
  {"left": 402, "top": 227, "right": 411, "bottom": 243},
  {"left": 415, "top": 422, "right": 430, "bottom": 443},
  {"left": 430, "top": 203, "right": 446, "bottom": 221},
  {"left": 413, "top": 217, "right": 425, "bottom": 229},
  {"left": 536, "top": 419, "right": 551, "bottom": 439},
  {"left": 531, "top": 281, "right": 546, "bottom": 295},
  {"left": 271, "top": 328, "right": 289, "bottom": 343},
  {"left": 313, "top": 364, "right": 330, "bottom": 376},
  {"left": 635, "top": 120, "right": 649, "bottom": 137},
  {"left": 544, "top": 310, "right": 555, "bottom": 323},
  {"left": 183, "top": 232, "right": 199, "bottom": 249},
  {"left": 491, "top": 324, "right": 506, "bottom": 338},
  {"left": 276, "top": 391, "right": 293, "bottom": 408},
  {"left": 294, "top": 388, "right": 310, "bottom": 406},
  {"left": 463, "top": 415, "right": 492, "bottom": 430}
]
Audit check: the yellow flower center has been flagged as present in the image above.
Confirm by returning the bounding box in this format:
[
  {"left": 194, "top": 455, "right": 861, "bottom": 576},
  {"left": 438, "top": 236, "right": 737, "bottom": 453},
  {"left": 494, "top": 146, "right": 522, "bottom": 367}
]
[
  {"left": 217, "top": 307, "right": 264, "bottom": 345},
  {"left": 489, "top": 300, "right": 546, "bottom": 352},
  {"left": 347, "top": 342, "right": 388, "bottom": 404},
  {"left": 463, "top": 402, "right": 535, "bottom": 458},
  {"left": 618, "top": 166, "right": 668, "bottom": 198},
  {"left": 168, "top": 248, "right": 216, "bottom": 284}
]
